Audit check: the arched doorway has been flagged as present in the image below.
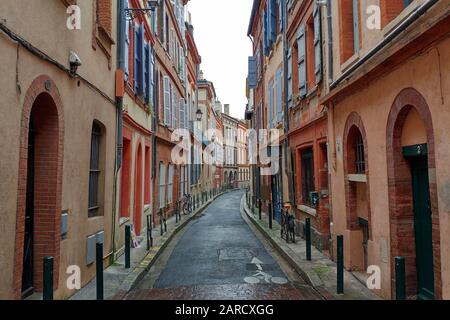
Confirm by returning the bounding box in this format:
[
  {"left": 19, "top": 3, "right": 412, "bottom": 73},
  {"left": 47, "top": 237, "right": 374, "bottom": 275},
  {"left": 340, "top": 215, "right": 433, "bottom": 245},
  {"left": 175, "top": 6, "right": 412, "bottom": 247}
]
[
  {"left": 386, "top": 88, "right": 441, "bottom": 300},
  {"left": 134, "top": 141, "right": 143, "bottom": 236},
  {"left": 343, "top": 112, "right": 371, "bottom": 271},
  {"left": 14, "top": 76, "right": 64, "bottom": 299}
]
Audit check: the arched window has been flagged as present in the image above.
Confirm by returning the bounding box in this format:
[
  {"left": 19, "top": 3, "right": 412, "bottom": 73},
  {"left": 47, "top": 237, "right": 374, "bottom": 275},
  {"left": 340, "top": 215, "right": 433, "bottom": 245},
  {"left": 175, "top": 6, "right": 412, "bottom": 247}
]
[
  {"left": 354, "top": 130, "right": 365, "bottom": 174},
  {"left": 88, "top": 121, "right": 104, "bottom": 218}
]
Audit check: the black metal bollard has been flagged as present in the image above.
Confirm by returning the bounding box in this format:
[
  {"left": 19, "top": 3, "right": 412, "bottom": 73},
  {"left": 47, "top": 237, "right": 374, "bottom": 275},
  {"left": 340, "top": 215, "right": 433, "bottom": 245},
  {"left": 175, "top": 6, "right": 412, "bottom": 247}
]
[
  {"left": 164, "top": 218, "right": 167, "bottom": 233},
  {"left": 305, "top": 218, "right": 312, "bottom": 261},
  {"left": 125, "top": 225, "right": 131, "bottom": 269},
  {"left": 96, "top": 242, "right": 104, "bottom": 300},
  {"left": 176, "top": 202, "right": 179, "bottom": 223},
  {"left": 258, "top": 198, "right": 262, "bottom": 220},
  {"left": 147, "top": 215, "right": 153, "bottom": 250},
  {"left": 268, "top": 201, "right": 273, "bottom": 230},
  {"left": 337, "top": 235, "right": 344, "bottom": 294},
  {"left": 43, "top": 257, "right": 54, "bottom": 300},
  {"left": 395, "top": 256, "right": 406, "bottom": 300}
]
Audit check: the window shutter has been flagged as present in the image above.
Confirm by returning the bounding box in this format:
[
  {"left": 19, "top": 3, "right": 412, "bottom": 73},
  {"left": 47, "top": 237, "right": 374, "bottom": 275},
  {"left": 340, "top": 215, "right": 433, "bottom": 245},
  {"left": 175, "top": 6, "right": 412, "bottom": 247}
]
[
  {"left": 161, "top": 2, "right": 166, "bottom": 45},
  {"left": 269, "top": 0, "right": 277, "bottom": 44},
  {"left": 287, "top": 48, "right": 293, "bottom": 103},
  {"left": 278, "top": 0, "right": 283, "bottom": 31},
  {"left": 124, "top": 16, "right": 130, "bottom": 81},
  {"left": 179, "top": 98, "right": 185, "bottom": 129},
  {"left": 269, "top": 80, "right": 274, "bottom": 129},
  {"left": 134, "top": 23, "right": 140, "bottom": 94},
  {"left": 139, "top": 24, "right": 146, "bottom": 97},
  {"left": 353, "top": 0, "right": 360, "bottom": 53},
  {"left": 313, "top": 4, "right": 323, "bottom": 84},
  {"left": 172, "top": 90, "right": 177, "bottom": 128},
  {"left": 297, "top": 25, "right": 307, "bottom": 97},
  {"left": 144, "top": 43, "right": 149, "bottom": 102},
  {"left": 248, "top": 56, "right": 257, "bottom": 88},
  {"left": 149, "top": 48, "right": 155, "bottom": 106},
  {"left": 263, "top": 10, "right": 269, "bottom": 56},
  {"left": 276, "top": 68, "right": 282, "bottom": 123},
  {"left": 164, "top": 76, "right": 170, "bottom": 125}
]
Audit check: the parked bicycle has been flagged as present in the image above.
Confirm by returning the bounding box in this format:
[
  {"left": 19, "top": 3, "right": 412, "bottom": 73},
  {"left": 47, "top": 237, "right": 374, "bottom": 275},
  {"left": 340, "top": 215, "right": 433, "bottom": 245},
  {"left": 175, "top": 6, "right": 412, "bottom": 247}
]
[
  {"left": 280, "top": 203, "right": 296, "bottom": 243},
  {"left": 181, "top": 193, "right": 193, "bottom": 215}
]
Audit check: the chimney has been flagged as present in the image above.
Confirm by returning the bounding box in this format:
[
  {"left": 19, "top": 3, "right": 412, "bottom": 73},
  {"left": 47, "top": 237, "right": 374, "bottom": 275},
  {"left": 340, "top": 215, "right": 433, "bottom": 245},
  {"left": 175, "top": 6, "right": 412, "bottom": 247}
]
[{"left": 224, "top": 104, "right": 230, "bottom": 115}]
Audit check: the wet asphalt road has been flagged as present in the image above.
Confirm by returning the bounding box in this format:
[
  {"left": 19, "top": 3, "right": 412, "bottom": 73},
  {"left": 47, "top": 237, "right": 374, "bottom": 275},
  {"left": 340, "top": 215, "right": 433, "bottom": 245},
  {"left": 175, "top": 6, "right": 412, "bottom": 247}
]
[{"left": 127, "top": 191, "right": 322, "bottom": 300}]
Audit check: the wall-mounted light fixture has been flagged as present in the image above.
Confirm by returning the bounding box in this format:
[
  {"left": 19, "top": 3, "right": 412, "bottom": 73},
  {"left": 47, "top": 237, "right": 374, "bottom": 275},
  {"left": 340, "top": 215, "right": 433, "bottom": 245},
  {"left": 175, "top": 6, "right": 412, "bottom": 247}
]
[{"left": 125, "top": 0, "right": 159, "bottom": 20}]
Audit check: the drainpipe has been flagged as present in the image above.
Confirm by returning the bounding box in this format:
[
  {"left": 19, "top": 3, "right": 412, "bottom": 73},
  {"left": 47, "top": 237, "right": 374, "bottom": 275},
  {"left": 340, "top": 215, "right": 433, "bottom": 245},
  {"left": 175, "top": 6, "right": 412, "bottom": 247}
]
[
  {"left": 326, "top": 0, "right": 333, "bottom": 84},
  {"left": 111, "top": 0, "right": 127, "bottom": 262},
  {"left": 330, "top": 0, "right": 439, "bottom": 90},
  {"left": 282, "top": 0, "right": 294, "bottom": 204}
]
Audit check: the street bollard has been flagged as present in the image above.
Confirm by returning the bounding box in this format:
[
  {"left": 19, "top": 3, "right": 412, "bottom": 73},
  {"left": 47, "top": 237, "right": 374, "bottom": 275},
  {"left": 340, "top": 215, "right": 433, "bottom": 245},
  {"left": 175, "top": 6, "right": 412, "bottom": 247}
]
[
  {"left": 147, "top": 215, "right": 153, "bottom": 250},
  {"left": 395, "top": 256, "right": 406, "bottom": 300},
  {"left": 43, "top": 256, "right": 54, "bottom": 300},
  {"left": 305, "top": 218, "right": 312, "bottom": 261},
  {"left": 164, "top": 218, "right": 167, "bottom": 233},
  {"left": 125, "top": 225, "right": 131, "bottom": 269},
  {"left": 96, "top": 242, "right": 104, "bottom": 300},
  {"left": 268, "top": 201, "right": 273, "bottom": 230},
  {"left": 176, "top": 202, "right": 179, "bottom": 223},
  {"left": 337, "top": 235, "right": 344, "bottom": 294},
  {"left": 258, "top": 198, "right": 262, "bottom": 220}
]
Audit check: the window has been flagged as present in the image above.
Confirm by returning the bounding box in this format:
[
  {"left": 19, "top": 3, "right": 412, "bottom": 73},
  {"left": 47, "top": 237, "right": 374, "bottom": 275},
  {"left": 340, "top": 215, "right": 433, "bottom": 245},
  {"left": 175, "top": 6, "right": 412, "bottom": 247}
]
[
  {"left": 339, "top": 0, "right": 360, "bottom": 63},
  {"left": 88, "top": 122, "right": 102, "bottom": 218},
  {"left": 172, "top": 89, "right": 177, "bottom": 128},
  {"left": 159, "top": 163, "right": 166, "bottom": 209},
  {"left": 297, "top": 25, "right": 306, "bottom": 97},
  {"left": 276, "top": 68, "right": 282, "bottom": 123},
  {"left": 179, "top": 98, "right": 185, "bottom": 129},
  {"left": 167, "top": 164, "right": 174, "bottom": 204},
  {"left": 300, "top": 148, "right": 315, "bottom": 206},
  {"left": 163, "top": 76, "right": 171, "bottom": 125},
  {"left": 354, "top": 131, "right": 365, "bottom": 174},
  {"left": 124, "top": 3, "right": 130, "bottom": 81},
  {"left": 268, "top": 80, "right": 274, "bottom": 128},
  {"left": 134, "top": 23, "right": 145, "bottom": 96}
]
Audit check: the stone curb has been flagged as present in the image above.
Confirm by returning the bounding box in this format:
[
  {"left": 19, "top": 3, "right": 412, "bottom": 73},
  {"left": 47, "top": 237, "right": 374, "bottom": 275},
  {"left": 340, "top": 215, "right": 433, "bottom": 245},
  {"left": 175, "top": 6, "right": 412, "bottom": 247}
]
[
  {"left": 240, "top": 195, "right": 325, "bottom": 289},
  {"left": 118, "top": 192, "right": 228, "bottom": 294}
]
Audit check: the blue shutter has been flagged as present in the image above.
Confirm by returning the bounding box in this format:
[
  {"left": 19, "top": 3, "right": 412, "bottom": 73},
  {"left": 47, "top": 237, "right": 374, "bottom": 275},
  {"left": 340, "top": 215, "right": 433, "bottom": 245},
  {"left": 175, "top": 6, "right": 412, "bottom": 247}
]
[
  {"left": 269, "top": 0, "right": 277, "bottom": 44},
  {"left": 148, "top": 48, "right": 155, "bottom": 106},
  {"left": 353, "top": 0, "right": 359, "bottom": 53},
  {"left": 297, "top": 25, "right": 307, "bottom": 97},
  {"left": 287, "top": 48, "right": 293, "bottom": 103},
  {"left": 276, "top": 68, "right": 282, "bottom": 123},
  {"left": 278, "top": 0, "right": 283, "bottom": 31},
  {"left": 124, "top": 16, "right": 130, "bottom": 81},
  {"left": 313, "top": 4, "right": 323, "bottom": 84},
  {"left": 248, "top": 56, "right": 257, "bottom": 88},
  {"left": 263, "top": 10, "right": 269, "bottom": 56},
  {"left": 144, "top": 43, "right": 149, "bottom": 102},
  {"left": 134, "top": 23, "right": 139, "bottom": 93},
  {"left": 268, "top": 80, "right": 274, "bottom": 129},
  {"left": 139, "top": 24, "right": 145, "bottom": 97}
]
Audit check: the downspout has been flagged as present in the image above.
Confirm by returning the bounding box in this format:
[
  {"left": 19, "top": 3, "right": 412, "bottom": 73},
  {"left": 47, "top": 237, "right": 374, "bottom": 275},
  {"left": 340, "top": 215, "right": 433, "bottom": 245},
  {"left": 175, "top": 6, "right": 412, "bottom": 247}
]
[
  {"left": 330, "top": 0, "right": 439, "bottom": 90},
  {"left": 326, "top": 0, "right": 333, "bottom": 84},
  {"left": 111, "top": 0, "right": 126, "bottom": 262},
  {"left": 282, "top": 0, "right": 294, "bottom": 204}
]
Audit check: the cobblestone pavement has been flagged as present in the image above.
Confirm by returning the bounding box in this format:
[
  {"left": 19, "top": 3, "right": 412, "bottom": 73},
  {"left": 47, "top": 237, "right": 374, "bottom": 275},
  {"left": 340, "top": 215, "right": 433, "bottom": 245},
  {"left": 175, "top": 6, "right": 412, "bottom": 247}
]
[{"left": 126, "top": 190, "right": 323, "bottom": 300}]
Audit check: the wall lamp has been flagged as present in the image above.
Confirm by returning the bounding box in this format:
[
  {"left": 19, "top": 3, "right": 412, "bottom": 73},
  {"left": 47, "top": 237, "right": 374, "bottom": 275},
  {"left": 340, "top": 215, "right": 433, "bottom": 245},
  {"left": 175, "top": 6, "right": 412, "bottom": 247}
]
[{"left": 125, "top": 0, "right": 159, "bottom": 19}]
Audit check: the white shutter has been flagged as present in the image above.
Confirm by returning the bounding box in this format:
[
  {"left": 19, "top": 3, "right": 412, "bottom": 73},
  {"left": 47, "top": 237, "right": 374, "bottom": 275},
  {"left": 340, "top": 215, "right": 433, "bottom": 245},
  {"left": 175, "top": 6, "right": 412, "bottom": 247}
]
[{"left": 164, "top": 76, "right": 170, "bottom": 125}]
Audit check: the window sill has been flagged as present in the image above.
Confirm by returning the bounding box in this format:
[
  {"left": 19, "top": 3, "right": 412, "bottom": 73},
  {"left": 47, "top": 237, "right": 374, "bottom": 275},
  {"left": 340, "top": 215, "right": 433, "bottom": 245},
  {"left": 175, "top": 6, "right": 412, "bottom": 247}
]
[
  {"left": 341, "top": 52, "right": 361, "bottom": 73},
  {"left": 347, "top": 174, "right": 367, "bottom": 183},
  {"left": 297, "top": 204, "right": 317, "bottom": 217},
  {"left": 119, "top": 217, "right": 130, "bottom": 226}
]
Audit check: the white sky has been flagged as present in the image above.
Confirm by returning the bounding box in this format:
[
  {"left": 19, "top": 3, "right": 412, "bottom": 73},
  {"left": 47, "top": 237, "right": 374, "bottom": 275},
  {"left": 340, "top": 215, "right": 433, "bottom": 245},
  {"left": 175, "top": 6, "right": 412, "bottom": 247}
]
[{"left": 187, "top": 0, "right": 253, "bottom": 120}]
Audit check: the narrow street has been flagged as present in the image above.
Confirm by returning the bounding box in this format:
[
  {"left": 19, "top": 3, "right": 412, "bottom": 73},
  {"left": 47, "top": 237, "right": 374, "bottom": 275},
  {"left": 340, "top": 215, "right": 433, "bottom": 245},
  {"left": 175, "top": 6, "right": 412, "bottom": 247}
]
[{"left": 126, "top": 191, "right": 322, "bottom": 300}]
